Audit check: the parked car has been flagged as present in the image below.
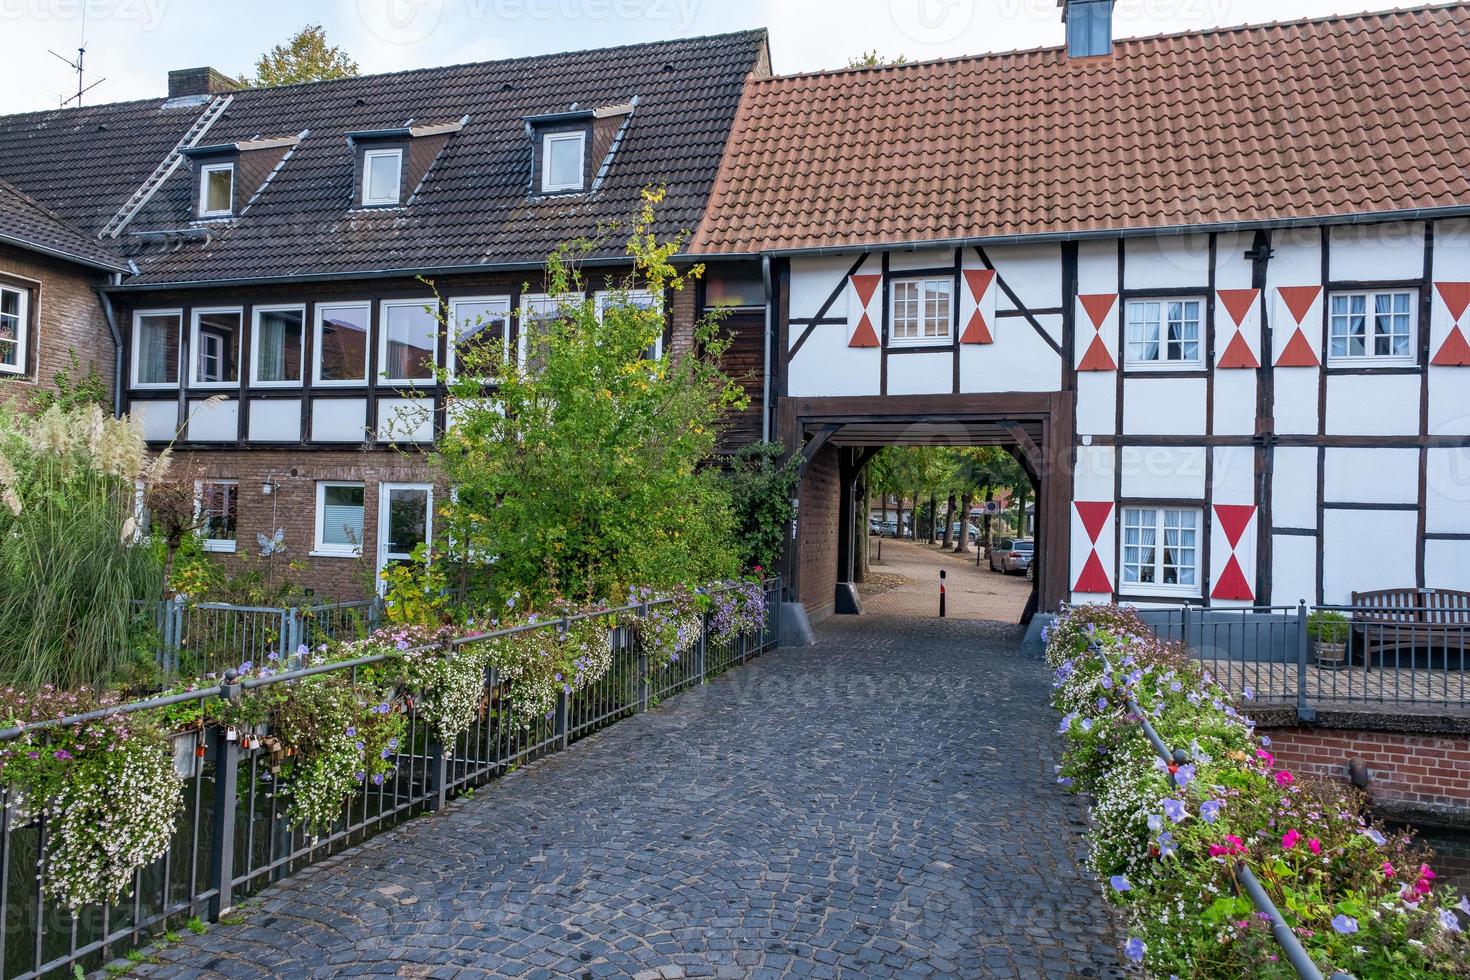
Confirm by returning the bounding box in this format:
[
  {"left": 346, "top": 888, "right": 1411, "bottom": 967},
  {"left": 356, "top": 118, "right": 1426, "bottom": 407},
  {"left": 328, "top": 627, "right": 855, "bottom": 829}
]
[
  {"left": 869, "top": 517, "right": 882, "bottom": 535},
  {"left": 948, "top": 521, "right": 979, "bottom": 543},
  {"left": 988, "top": 538, "right": 1034, "bottom": 574},
  {"left": 876, "top": 520, "right": 904, "bottom": 538}
]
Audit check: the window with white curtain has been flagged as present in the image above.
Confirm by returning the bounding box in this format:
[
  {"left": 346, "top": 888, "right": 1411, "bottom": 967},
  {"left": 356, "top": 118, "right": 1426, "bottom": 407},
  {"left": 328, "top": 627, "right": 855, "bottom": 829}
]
[
  {"left": 378, "top": 299, "right": 438, "bottom": 384},
  {"left": 315, "top": 482, "right": 365, "bottom": 557},
  {"left": 1328, "top": 290, "right": 1415, "bottom": 363},
  {"left": 1121, "top": 507, "right": 1200, "bottom": 594},
  {"left": 0, "top": 284, "right": 29, "bottom": 375},
  {"left": 251, "top": 306, "right": 305, "bottom": 386},
  {"left": 1126, "top": 299, "right": 1203, "bottom": 366},
  {"left": 132, "top": 311, "right": 182, "bottom": 388}
]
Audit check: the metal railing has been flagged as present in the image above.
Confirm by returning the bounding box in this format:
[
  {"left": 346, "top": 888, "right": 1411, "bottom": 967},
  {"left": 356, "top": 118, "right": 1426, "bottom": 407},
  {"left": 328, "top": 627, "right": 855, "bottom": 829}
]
[
  {"left": 1, "top": 579, "right": 780, "bottom": 980},
  {"left": 140, "top": 597, "right": 381, "bottom": 678},
  {"left": 1139, "top": 601, "right": 1470, "bottom": 716}
]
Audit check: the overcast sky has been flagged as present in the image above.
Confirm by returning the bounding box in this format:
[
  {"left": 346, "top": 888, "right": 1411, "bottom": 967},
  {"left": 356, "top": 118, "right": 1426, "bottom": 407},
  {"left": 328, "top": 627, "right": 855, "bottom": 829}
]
[{"left": 0, "top": 0, "right": 1429, "bottom": 114}]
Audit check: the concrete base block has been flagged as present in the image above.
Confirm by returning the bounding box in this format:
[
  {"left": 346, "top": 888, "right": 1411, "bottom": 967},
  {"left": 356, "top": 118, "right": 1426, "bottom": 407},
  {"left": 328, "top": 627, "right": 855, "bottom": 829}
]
[
  {"left": 780, "top": 602, "right": 816, "bottom": 647},
  {"left": 834, "top": 582, "right": 863, "bottom": 615}
]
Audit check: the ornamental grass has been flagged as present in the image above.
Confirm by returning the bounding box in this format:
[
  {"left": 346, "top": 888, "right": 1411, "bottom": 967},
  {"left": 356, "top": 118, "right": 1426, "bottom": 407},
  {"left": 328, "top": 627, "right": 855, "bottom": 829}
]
[{"left": 1047, "top": 603, "right": 1470, "bottom": 978}]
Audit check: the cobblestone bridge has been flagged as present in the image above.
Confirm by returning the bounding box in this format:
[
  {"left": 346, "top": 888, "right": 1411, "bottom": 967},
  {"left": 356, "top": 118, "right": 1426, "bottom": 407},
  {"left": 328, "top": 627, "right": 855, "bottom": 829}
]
[{"left": 138, "top": 604, "right": 1122, "bottom": 979}]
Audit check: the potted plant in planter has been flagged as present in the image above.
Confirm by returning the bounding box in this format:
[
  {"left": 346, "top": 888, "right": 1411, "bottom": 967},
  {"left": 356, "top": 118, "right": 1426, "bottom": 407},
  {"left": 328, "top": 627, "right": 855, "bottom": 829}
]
[{"left": 1308, "top": 610, "right": 1350, "bottom": 668}]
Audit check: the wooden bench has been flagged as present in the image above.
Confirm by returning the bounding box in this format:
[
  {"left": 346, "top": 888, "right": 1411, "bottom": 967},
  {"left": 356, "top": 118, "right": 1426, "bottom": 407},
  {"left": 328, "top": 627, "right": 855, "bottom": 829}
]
[{"left": 1350, "top": 588, "right": 1470, "bottom": 667}]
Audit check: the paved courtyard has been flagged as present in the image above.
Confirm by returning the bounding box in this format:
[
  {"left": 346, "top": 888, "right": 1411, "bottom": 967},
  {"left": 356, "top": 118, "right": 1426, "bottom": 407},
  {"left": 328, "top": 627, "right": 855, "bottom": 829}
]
[
  {"left": 861, "top": 537, "right": 1034, "bottom": 622},
  {"left": 137, "top": 613, "right": 1121, "bottom": 979}
]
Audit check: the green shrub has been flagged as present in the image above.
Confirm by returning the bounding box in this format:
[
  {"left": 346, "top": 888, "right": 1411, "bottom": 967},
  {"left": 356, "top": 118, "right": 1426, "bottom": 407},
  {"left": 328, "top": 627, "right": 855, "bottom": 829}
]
[
  {"left": 721, "top": 441, "right": 799, "bottom": 573},
  {"left": 1307, "top": 609, "right": 1350, "bottom": 644}
]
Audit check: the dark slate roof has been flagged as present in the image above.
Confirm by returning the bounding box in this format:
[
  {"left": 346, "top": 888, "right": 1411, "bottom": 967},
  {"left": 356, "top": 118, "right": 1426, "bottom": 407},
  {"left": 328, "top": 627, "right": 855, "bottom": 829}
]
[
  {"left": 0, "top": 30, "right": 768, "bottom": 287},
  {"left": 0, "top": 177, "right": 129, "bottom": 271}
]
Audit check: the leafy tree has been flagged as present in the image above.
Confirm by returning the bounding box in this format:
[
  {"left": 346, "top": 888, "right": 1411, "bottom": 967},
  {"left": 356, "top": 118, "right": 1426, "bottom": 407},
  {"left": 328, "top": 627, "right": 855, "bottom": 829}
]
[
  {"left": 847, "top": 50, "right": 908, "bottom": 68},
  {"left": 427, "top": 190, "right": 747, "bottom": 610},
  {"left": 245, "top": 25, "right": 359, "bottom": 88},
  {"left": 721, "top": 442, "right": 800, "bottom": 574}
]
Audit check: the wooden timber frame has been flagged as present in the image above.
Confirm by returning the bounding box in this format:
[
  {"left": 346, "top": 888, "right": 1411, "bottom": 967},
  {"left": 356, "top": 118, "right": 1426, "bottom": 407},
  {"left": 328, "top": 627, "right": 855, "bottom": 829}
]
[{"left": 777, "top": 391, "right": 1075, "bottom": 618}]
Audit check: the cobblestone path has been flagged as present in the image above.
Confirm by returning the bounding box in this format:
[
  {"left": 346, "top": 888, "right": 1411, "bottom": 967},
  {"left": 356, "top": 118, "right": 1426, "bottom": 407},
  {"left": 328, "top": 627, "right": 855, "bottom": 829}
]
[{"left": 137, "top": 614, "right": 1122, "bottom": 979}]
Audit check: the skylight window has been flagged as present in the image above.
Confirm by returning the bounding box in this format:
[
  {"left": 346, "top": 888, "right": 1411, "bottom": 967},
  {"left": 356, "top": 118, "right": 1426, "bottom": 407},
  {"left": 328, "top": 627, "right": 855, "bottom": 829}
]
[
  {"left": 199, "top": 163, "right": 234, "bottom": 217},
  {"left": 362, "top": 149, "right": 403, "bottom": 206},
  {"left": 541, "top": 132, "right": 586, "bottom": 193}
]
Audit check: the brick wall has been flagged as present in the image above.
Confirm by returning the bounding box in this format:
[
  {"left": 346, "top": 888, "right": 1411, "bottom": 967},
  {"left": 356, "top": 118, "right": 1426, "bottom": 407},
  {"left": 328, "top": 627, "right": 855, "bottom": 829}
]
[
  {"left": 797, "top": 443, "right": 839, "bottom": 620},
  {"left": 0, "top": 243, "right": 113, "bottom": 411},
  {"left": 171, "top": 447, "right": 438, "bottom": 600},
  {"left": 1265, "top": 725, "right": 1470, "bottom": 813}
]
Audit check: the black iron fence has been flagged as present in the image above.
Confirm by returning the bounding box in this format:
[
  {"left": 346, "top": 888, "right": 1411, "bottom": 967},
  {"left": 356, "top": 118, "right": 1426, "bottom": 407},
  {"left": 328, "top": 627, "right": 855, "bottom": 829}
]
[
  {"left": 1138, "top": 600, "right": 1470, "bottom": 716},
  {"left": 1, "top": 579, "right": 780, "bottom": 980},
  {"left": 137, "top": 598, "right": 381, "bottom": 677}
]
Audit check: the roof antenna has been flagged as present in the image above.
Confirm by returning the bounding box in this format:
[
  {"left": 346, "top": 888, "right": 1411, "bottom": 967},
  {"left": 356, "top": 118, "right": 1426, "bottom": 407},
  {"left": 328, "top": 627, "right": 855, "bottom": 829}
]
[{"left": 50, "top": 6, "right": 105, "bottom": 108}]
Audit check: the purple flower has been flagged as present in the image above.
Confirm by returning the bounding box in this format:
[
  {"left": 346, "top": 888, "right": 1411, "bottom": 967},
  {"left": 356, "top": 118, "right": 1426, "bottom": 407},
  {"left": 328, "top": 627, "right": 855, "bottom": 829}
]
[
  {"left": 1158, "top": 831, "right": 1177, "bottom": 858},
  {"left": 1124, "top": 937, "right": 1145, "bottom": 962},
  {"left": 1096, "top": 697, "right": 1109, "bottom": 711},
  {"left": 1200, "top": 800, "right": 1223, "bottom": 824},
  {"left": 1109, "top": 875, "right": 1131, "bottom": 892},
  {"left": 1459, "top": 895, "right": 1470, "bottom": 916},
  {"left": 1169, "top": 680, "right": 1182, "bottom": 693},
  {"left": 355, "top": 771, "right": 366, "bottom": 782},
  {"left": 1079, "top": 718, "right": 1093, "bottom": 733},
  {"left": 1147, "top": 814, "right": 1163, "bottom": 833},
  {"left": 1056, "top": 776, "right": 1073, "bottom": 788},
  {"left": 1441, "top": 909, "right": 1463, "bottom": 933},
  {"left": 387, "top": 738, "right": 399, "bottom": 750},
  {"left": 1162, "top": 798, "right": 1187, "bottom": 824},
  {"left": 1331, "top": 915, "right": 1358, "bottom": 935},
  {"left": 1057, "top": 713, "right": 1076, "bottom": 734},
  {"left": 346, "top": 726, "right": 356, "bottom": 737},
  {"left": 380, "top": 748, "right": 391, "bottom": 760},
  {"left": 372, "top": 773, "right": 385, "bottom": 786},
  {"left": 1362, "top": 829, "right": 1387, "bottom": 847},
  {"left": 1243, "top": 685, "right": 1255, "bottom": 701},
  {"left": 267, "top": 652, "right": 280, "bottom": 662},
  {"left": 1100, "top": 674, "right": 1113, "bottom": 690},
  {"left": 297, "top": 644, "right": 310, "bottom": 657},
  {"left": 396, "top": 640, "right": 410, "bottom": 651},
  {"left": 1259, "top": 735, "right": 1272, "bottom": 747},
  {"left": 53, "top": 749, "right": 73, "bottom": 761},
  {"left": 1173, "top": 764, "right": 1196, "bottom": 789},
  {"left": 355, "top": 741, "right": 365, "bottom": 751}
]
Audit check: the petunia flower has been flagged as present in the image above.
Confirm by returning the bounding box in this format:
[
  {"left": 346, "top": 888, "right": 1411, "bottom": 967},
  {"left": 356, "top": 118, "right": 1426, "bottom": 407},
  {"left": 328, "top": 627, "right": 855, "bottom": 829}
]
[
  {"left": 1439, "top": 909, "right": 1462, "bottom": 933},
  {"left": 1162, "top": 798, "right": 1187, "bottom": 824},
  {"left": 1362, "top": 828, "right": 1387, "bottom": 846},
  {"left": 1332, "top": 915, "right": 1358, "bottom": 935},
  {"left": 1124, "top": 937, "right": 1145, "bottom": 962},
  {"left": 1274, "top": 771, "right": 1294, "bottom": 787},
  {"left": 1173, "top": 764, "right": 1195, "bottom": 789},
  {"left": 1110, "top": 875, "right": 1131, "bottom": 892},
  {"left": 1282, "top": 829, "right": 1300, "bottom": 850},
  {"left": 1243, "top": 685, "right": 1255, "bottom": 701},
  {"left": 1308, "top": 838, "right": 1322, "bottom": 855},
  {"left": 1199, "top": 800, "right": 1222, "bottom": 824}
]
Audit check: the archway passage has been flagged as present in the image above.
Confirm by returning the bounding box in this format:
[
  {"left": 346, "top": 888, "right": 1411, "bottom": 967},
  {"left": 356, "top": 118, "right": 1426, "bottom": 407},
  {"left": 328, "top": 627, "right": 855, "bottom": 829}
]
[{"left": 777, "top": 392, "right": 1074, "bottom": 625}]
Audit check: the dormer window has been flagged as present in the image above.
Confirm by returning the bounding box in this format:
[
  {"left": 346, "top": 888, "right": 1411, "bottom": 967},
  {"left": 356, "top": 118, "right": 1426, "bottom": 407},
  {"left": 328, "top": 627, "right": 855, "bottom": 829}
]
[
  {"left": 541, "top": 132, "right": 586, "bottom": 193},
  {"left": 362, "top": 149, "right": 403, "bottom": 207},
  {"left": 198, "top": 162, "right": 234, "bottom": 218},
  {"left": 1064, "top": 0, "right": 1114, "bottom": 58}
]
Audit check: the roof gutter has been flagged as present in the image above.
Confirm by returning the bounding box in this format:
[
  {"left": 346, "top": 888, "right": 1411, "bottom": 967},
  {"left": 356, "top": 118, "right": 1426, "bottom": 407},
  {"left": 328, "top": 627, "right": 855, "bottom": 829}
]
[
  {"left": 703, "top": 205, "right": 1470, "bottom": 260},
  {"left": 0, "top": 232, "right": 130, "bottom": 274}
]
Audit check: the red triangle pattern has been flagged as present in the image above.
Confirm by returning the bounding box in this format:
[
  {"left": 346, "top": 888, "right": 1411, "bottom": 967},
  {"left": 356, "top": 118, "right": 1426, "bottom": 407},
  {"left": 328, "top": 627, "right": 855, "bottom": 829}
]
[
  {"left": 849, "top": 313, "right": 880, "bottom": 348},
  {"left": 1073, "top": 550, "right": 1112, "bottom": 595},
  {"left": 1075, "top": 501, "right": 1113, "bottom": 544},
  {"left": 1277, "top": 285, "right": 1322, "bottom": 326},
  {"left": 1213, "top": 504, "right": 1256, "bottom": 549},
  {"left": 1079, "top": 293, "right": 1117, "bottom": 329},
  {"left": 1275, "top": 328, "right": 1320, "bottom": 367},
  {"left": 1432, "top": 325, "right": 1470, "bottom": 367},
  {"left": 1436, "top": 282, "right": 1470, "bottom": 324},
  {"left": 1077, "top": 334, "right": 1116, "bottom": 372},
  {"left": 960, "top": 309, "right": 993, "bottom": 344},
  {"left": 1211, "top": 554, "right": 1254, "bottom": 602},
  {"left": 851, "top": 274, "right": 881, "bottom": 310},
  {"left": 1217, "top": 288, "right": 1259, "bottom": 328},
  {"left": 1217, "top": 330, "right": 1259, "bottom": 369},
  {"left": 963, "top": 268, "right": 996, "bottom": 303}
]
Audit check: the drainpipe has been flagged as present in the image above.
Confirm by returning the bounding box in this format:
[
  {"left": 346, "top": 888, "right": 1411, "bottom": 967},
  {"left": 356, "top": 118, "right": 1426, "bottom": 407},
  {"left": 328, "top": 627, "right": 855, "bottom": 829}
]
[
  {"left": 96, "top": 283, "right": 125, "bottom": 418},
  {"left": 761, "top": 255, "right": 772, "bottom": 444}
]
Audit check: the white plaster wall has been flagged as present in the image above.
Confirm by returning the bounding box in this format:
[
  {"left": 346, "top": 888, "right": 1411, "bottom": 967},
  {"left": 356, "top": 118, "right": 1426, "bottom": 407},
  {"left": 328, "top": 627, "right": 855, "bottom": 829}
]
[
  {"left": 378, "top": 398, "right": 434, "bottom": 443},
  {"left": 1426, "top": 539, "right": 1470, "bottom": 591},
  {"left": 186, "top": 399, "right": 238, "bottom": 442},
  {"left": 1428, "top": 370, "right": 1470, "bottom": 435},
  {"left": 1426, "top": 446, "right": 1470, "bottom": 533},
  {"left": 1322, "top": 509, "right": 1417, "bottom": 603},
  {"left": 1272, "top": 372, "right": 1320, "bottom": 436},
  {"left": 1073, "top": 444, "right": 1115, "bottom": 500},
  {"left": 986, "top": 242, "right": 1063, "bottom": 311},
  {"left": 1075, "top": 373, "right": 1116, "bottom": 437},
  {"left": 1077, "top": 239, "right": 1119, "bottom": 293},
  {"left": 131, "top": 401, "right": 179, "bottom": 442},
  {"left": 959, "top": 318, "right": 1061, "bottom": 392},
  {"left": 247, "top": 399, "right": 301, "bottom": 442},
  {"left": 887, "top": 247, "right": 954, "bottom": 273},
  {"left": 1213, "top": 230, "right": 1255, "bottom": 290},
  {"left": 1323, "top": 447, "right": 1418, "bottom": 504},
  {"left": 1212, "top": 371, "right": 1256, "bottom": 436},
  {"left": 1122, "top": 377, "right": 1206, "bottom": 436},
  {"left": 1270, "top": 533, "right": 1318, "bottom": 606},
  {"left": 1266, "top": 228, "right": 1323, "bottom": 288},
  {"left": 885, "top": 352, "right": 951, "bottom": 396},
  {"left": 311, "top": 398, "right": 368, "bottom": 442},
  {"left": 1324, "top": 374, "right": 1421, "bottom": 436},
  {"left": 789, "top": 254, "right": 865, "bottom": 318},
  {"left": 1119, "top": 445, "right": 1206, "bottom": 499},
  {"left": 1270, "top": 447, "right": 1318, "bottom": 529},
  {"left": 1328, "top": 222, "right": 1424, "bottom": 282},
  {"left": 1211, "top": 446, "right": 1255, "bottom": 501},
  {"left": 1123, "top": 233, "right": 1212, "bottom": 290},
  {"left": 789, "top": 338, "right": 881, "bottom": 396}
]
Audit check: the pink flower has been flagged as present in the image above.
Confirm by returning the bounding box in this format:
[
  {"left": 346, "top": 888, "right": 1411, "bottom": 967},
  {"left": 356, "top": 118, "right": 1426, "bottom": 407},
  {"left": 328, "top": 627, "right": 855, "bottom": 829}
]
[
  {"left": 1383, "top": 862, "right": 1396, "bottom": 879},
  {"left": 1282, "top": 829, "right": 1301, "bottom": 850},
  {"left": 1274, "top": 771, "right": 1294, "bottom": 787},
  {"left": 1256, "top": 749, "right": 1275, "bottom": 766},
  {"left": 1308, "top": 838, "right": 1322, "bottom": 855}
]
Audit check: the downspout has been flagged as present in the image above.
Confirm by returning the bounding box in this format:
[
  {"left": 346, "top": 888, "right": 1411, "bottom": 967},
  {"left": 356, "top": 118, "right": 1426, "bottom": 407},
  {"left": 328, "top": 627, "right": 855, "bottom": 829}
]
[
  {"left": 96, "top": 283, "right": 125, "bottom": 418},
  {"left": 761, "top": 255, "right": 772, "bottom": 443}
]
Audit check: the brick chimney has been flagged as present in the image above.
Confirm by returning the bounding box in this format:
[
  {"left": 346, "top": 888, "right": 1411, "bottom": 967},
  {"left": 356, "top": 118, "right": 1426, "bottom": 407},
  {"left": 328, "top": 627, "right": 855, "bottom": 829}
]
[{"left": 167, "top": 67, "right": 241, "bottom": 99}]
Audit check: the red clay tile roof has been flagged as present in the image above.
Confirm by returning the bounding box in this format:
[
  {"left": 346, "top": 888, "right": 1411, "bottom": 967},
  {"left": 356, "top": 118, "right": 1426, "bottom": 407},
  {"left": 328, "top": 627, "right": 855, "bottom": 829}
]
[{"left": 689, "top": 4, "right": 1470, "bottom": 255}]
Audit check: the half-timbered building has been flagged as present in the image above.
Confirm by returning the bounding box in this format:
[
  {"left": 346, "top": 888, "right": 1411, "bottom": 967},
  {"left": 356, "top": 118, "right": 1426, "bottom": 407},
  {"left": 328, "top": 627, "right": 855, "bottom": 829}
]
[{"left": 688, "top": 3, "right": 1470, "bottom": 622}]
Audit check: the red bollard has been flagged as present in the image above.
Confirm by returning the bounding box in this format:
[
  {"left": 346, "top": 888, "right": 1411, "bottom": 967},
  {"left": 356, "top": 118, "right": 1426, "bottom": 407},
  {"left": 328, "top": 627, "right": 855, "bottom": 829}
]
[{"left": 939, "top": 569, "right": 947, "bottom": 618}]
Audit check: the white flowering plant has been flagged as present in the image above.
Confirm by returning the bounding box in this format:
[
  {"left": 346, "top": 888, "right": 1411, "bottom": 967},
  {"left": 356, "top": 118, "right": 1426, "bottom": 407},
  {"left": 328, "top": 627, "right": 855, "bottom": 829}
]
[
  {"left": 629, "top": 585, "right": 703, "bottom": 672},
  {"left": 1048, "top": 603, "right": 1470, "bottom": 978},
  {"left": 483, "top": 614, "right": 615, "bottom": 726}
]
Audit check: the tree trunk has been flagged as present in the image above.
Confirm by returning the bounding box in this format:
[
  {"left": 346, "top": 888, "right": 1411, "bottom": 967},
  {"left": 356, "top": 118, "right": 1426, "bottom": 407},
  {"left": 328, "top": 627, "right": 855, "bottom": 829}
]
[
  {"left": 942, "top": 493, "right": 955, "bottom": 548},
  {"left": 857, "top": 478, "right": 870, "bottom": 581},
  {"left": 1017, "top": 483, "right": 1029, "bottom": 538},
  {"left": 927, "top": 493, "right": 938, "bottom": 544},
  {"left": 954, "top": 492, "right": 973, "bottom": 554},
  {"left": 983, "top": 485, "right": 995, "bottom": 553}
]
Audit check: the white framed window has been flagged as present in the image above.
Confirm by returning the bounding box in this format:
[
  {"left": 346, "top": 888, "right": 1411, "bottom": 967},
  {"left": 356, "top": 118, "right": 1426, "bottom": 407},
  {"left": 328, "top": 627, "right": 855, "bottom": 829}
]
[
  {"left": 541, "top": 132, "right": 586, "bottom": 193},
  {"left": 889, "top": 278, "right": 951, "bottom": 346},
  {"left": 189, "top": 308, "right": 243, "bottom": 388},
  {"left": 447, "top": 296, "right": 512, "bottom": 379},
  {"left": 131, "top": 310, "right": 183, "bottom": 389},
  {"left": 314, "top": 302, "right": 371, "bottom": 386},
  {"left": 314, "top": 481, "right": 365, "bottom": 557},
  {"left": 1328, "top": 290, "right": 1415, "bottom": 364},
  {"left": 518, "top": 292, "right": 582, "bottom": 368},
  {"left": 195, "top": 479, "right": 239, "bottom": 553},
  {"left": 1126, "top": 298, "right": 1203, "bottom": 367},
  {"left": 377, "top": 482, "right": 433, "bottom": 588},
  {"left": 1121, "top": 507, "right": 1201, "bottom": 595},
  {"left": 361, "top": 149, "right": 403, "bottom": 206},
  {"left": 0, "top": 284, "right": 29, "bottom": 376},
  {"left": 198, "top": 162, "right": 234, "bottom": 218},
  {"left": 250, "top": 305, "right": 305, "bottom": 387},
  {"left": 378, "top": 299, "right": 438, "bottom": 385},
  {"left": 594, "top": 289, "right": 663, "bottom": 358}
]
